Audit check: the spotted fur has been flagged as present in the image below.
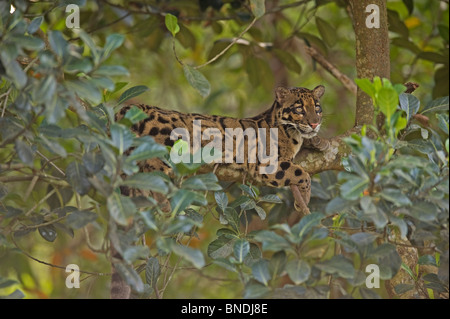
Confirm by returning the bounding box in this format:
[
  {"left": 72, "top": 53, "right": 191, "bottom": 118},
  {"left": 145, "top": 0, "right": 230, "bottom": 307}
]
[{"left": 116, "top": 85, "right": 327, "bottom": 203}]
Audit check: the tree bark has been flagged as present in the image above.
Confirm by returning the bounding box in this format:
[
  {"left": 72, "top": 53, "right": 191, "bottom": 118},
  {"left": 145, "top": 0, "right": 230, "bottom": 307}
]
[{"left": 349, "top": 0, "right": 391, "bottom": 128}]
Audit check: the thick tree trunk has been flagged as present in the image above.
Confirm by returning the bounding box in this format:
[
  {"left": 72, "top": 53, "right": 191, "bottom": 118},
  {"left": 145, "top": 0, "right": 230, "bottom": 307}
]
[{"left": 350, "top": 0, "right": 391, "bottom": 127}]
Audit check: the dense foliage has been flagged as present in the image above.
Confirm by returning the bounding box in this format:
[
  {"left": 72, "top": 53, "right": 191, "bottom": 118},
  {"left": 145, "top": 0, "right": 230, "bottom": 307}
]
[{"left": 0, "top": 0, "right": 448, "bottom": 299}]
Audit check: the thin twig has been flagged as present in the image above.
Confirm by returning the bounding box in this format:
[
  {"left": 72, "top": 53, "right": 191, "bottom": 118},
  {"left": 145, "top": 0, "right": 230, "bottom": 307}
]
[
  {"left": 11, "top": 232, "right": 109, "bottom": 276},
  {"left": 24, "top": 188, "right": 57, "bottom": 216},
  {"left": 1, "top": 88, "right": 12, "bottom": 117},
  {"left": 304, "top": 46, "right": 357, "bottom": 96},
  {"left": 194, "top": 18, "right": 257, "bottom": 70},
  {"left": 36, "top": 150, "right": 66, "bottom": 176}
]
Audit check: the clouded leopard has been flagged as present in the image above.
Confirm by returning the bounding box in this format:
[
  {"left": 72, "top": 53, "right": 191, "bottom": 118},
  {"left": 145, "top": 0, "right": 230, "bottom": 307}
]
[
  {"left": 115, "top": 85, "right": 329, "bottom": 208},
  {"left": 110, "top": 85, "right": 329, "bottom": 298}
]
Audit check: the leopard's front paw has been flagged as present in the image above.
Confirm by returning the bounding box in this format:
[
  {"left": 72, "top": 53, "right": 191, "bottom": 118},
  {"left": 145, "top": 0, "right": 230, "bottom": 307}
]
[{"left": 310, "top": 136, "right": 330, "bottom": 151}]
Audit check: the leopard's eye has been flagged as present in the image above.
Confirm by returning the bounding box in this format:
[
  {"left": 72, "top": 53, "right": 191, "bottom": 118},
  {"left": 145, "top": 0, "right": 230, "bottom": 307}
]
[
  {"left": 295, "top": 106, "right": 305, "bottom": 115},
  {"left": 315, "top": 105, "right": 322, "bottom": 113},
  {"left": 293, "top": 101, "right": 304, "bottom": 114}
]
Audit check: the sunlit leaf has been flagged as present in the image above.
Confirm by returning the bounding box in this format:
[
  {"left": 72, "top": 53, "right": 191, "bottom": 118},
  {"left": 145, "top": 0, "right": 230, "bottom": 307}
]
[{"left": 165, "top": 13, "right": 180, "bottom": 36}]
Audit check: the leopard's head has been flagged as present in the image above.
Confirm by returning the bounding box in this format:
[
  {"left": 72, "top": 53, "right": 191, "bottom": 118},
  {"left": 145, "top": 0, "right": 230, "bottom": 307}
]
[{"left": 274, "top": 85, "right": 325, "bottom": 138}]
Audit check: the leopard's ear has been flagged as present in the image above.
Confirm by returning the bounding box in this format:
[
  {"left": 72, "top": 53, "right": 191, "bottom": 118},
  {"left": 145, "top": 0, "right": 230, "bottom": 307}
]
[
  {"left": 312, "top": 85, "right": 325, "bottom": 100},
  {"left": 275, "top": 87, "right": 290, "bottom": 103}
]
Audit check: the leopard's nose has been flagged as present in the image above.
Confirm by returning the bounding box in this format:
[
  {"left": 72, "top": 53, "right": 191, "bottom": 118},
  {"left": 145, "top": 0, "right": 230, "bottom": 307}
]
[{"left": 310, "top": 122, "right": 320, "bottom": 129}]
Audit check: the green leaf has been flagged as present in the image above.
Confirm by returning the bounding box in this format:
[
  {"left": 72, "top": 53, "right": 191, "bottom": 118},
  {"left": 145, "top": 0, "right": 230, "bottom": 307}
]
[
  {"left": 399, "top": 93, "right": 420, "bottom": 122},
  {"left": 254, "top": 230, "right": 291, "bottom": 252},
  {"left": 243, "top": 282, "right": 271, "bottom": 299},
  {"left": 340, "top": 176, "right": 369, "bottom": 200},
  {"left": 165, "top": 14, "right": 180, "bottom": 36},
  {"left": 291, "top": 213, "right": 323, "bottom": 243},
  {"left": 102, "top": 34, "right": 124, "bottom": 61},
  {"left": 183, "top": 65, "right": 211, "bottom": 98},
  {"left": 123, "top": 245, "right": 150, "bottom": 264},
  {"left": 64, "top": 79, "right": 102, "bottom": 105},
  {"left": 82, "top": 152, "right": 105, "bottom": 175},
  {"left": 436, "top": 113, "right": 449, "bottom": 135},
  {"left": 10, "top": 35, "right": 44, "bottom": 51},
  {"left": 407, "top": 201, "right": 439, "bottom": 222},
  {"left": 360, "top": 196, "right": 388, "bottom": 228},
  {"left": 145, "top": 257, "right": 161, "bottom": 288},
  {"left": 15, "top": 139, "right": 34, "bottom": 167},
  {"left": 126, "top": 136, "right": 167, "bottom": 162},
  {"left": 394, "top": 283, "right": 415, "bottom": 295},
  {"left": 0, "top": 54, "right": 27, "bottom": 89},
  {"left": 296, "top": 32, "right": 328, "bottom": 55},
  {"left": 79, "top": 31, "right": 100, "bottom": 64},
  {"left": 325, "top": 196, "right": 354, "bottom": 214},
  {"left": 48, "top": 31, "right": 68, "bottom": 58},
  {"left": 163, "top": 215, "right": 196, "bottom": 235},
  {"left": 170, "top": 189, "right": 207, "bottom": 215},
  {"left": 402, "top": 0, "right": 414, "bottom": 15},
  {"left": 38, "top": 225, "right": 57, "bottom": 242},
  {"left": 252, "top": 260, "right": 271, "bottom": 286},
  {"left": 269, "top": 251, "right": 286, "bottom": 277},
  {"left": 66, "top": 210, "right": 97, "bottom": 229},
  {"left": 171, "top": 244, "right": 205, "bottom": 269},
  {"left": 213, "top": 258, "right": 237, "bottom": 272},
  {"left": 139, "top": 210, "right": 158, "bottom": 231},
  {"left": 113, "top": 262, "right": 144, "bottom": 293},
  {"left": 316, "top": 17, "right": 337, "bottom": 47},
  {"left": 379, "top": 188, "right": 412, "bottom": 207},
  {"left": 259, "top": 194, "right": 283, "bottom": 204},
  {"left": 122, "top": 173, "right": 169, "bottom": 195},
  {"left": 418, "top": 255, "right": 437, "bottom": 267},
  {"left": 107, "top": 192, "right": 136, "bottom": 226},
  {"left": 214, "top": 192, "right": 228, "bottom": 212},
  {"left": 377, "top": 87, "right": 399, "bottom": 120},
  {"left": 249, "top": 0, "right": 265, "bottom": 19},
  {"left": 66, "top": 161, "right": 91, "bottom": 195},
  {"left": 350, "top": 232, "right": 378, "bottom": 256},
  {"left": 39, "top": 135, "right": 67, "bottom": 158},
  {"left": 233, "top": 239, "right": 250, "bottom": 263},
  {"left": 123, "top": 105, "right": 148, "bottom": 124},
  {"left": 254, "top": 205, "right": 267, "bottom": 221},
  {"left": 118, "top": 85, "right": 149, "bottom": 105},
  {"left": 391, "top": 37, "right": 420, "bottom": 54},
  {"left": 110, "top": 124, "right": 134, "bottom": 155},
  {"left": 27, "top": 16, "right": 43, "bottom": 34},
  {"left": 223, "top": 207, "right": 241, "bottom": 233},
  {"left": 241, "top": 199, "right": 257, "bottom": 213},
  {"left": 286, "top": 259, "right": 311, "bottom": 285},
  {"left": 0, "top": 277, "right": 18, "bottom": 289},
  {"left": 421, "top": 96, "right": 449, "bottom": 114},
  {"left": 1, "top": 289, "right": 25, "bottom": 299},
  {"left": 387, "top": 9, "right": 409, "bottom": 38},
  {"left": 273, "top": 49, "right": 302, "bottom": 74},
  {"left": 316, "top": 255, "right": 355, "bottom": 279},
  {"left": 181, "top": 173, "right": 222, "bottom": 191},
  {"left": 33, "top": 75, "right": 57, "bottom": 104},
  {"left": 207, "top": 235, "right": 235, "bottom": 259},
  {"left": 417, "top": 51, "right": 448, "bottom": 64},
  {"left": 244, "top": 243, "right": 262, "bottom": 266},
  {"left": 94, "top": 65, "right": 129, "bottom": 77}
]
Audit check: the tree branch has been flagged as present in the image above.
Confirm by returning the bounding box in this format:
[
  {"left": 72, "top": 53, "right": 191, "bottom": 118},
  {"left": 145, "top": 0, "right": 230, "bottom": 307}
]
[{"left": 304, "top": 46, "right": 357, "bottom": 96}]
